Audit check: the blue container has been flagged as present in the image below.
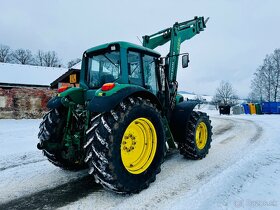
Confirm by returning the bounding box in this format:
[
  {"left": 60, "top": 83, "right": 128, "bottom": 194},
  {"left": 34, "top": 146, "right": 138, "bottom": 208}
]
[
  {"left": 261, "top": 102, "right": 280, "bottom": 114},
  {"left": 242, "top": 104, "right": 250, "bottom": 114}
]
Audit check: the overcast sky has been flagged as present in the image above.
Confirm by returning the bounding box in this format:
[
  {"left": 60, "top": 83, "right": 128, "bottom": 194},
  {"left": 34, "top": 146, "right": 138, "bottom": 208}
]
[{"left": 1, "top": 0, "right": 280, "bottom": 98}]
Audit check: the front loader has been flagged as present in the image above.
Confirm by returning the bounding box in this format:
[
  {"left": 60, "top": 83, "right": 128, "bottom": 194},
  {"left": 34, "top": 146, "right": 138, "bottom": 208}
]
[{"left": 37, "top": 16, "right": 212, "bottom": 193}]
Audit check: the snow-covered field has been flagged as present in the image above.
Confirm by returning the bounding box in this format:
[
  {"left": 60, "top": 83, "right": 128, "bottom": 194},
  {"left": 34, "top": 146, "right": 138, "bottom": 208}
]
[{"left": 0, "top": 108, "right": 279, "bottom": 209}]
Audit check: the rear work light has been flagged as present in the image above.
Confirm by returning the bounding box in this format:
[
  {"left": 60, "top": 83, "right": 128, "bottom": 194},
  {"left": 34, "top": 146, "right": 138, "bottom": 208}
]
[
  {"left": 58, "top": 86, "right": 69, "bottom": 93},
  {"left": 101, "top": 83, "right": 115, "bottom": 91}
]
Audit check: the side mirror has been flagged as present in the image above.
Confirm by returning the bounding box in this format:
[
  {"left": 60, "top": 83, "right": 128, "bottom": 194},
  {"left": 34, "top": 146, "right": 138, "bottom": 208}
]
[{"left": 182, "top": 54, "right": 190, "bottom": 68}]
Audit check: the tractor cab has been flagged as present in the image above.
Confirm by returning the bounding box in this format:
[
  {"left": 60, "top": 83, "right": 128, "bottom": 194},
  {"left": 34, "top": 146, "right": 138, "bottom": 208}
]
[{"left": 80, "top": 42, "right": 161, "bottom": 95}]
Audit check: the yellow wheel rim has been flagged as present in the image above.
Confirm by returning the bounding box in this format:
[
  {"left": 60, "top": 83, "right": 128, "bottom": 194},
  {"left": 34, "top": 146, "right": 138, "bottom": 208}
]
[
  {"left": 121, "top": 118, "right": 157, "bottom": 174},
  {"left": 195, "top": 122, "right": 208, "bottom": 150}
]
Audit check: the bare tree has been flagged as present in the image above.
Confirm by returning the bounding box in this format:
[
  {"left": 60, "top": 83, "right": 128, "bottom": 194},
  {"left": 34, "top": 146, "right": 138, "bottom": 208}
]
[
  {"left": 250, "top": 49, "right": 280, "bottom": 102},
  {"left": 42, "top": 51, "right": 61, "bottom": 67},
  {"left": 213, "top": 81, "right": 238, "bottom": 106},
  {"left": 272, "top": 49, "right": 280, "bottom": 101},
  {"left": 210, "top": 95, "right": 221, "bottom": 110},
  {"left": 249, "top": 66, "right": 265, "bottom": 102},
  {"left": 262, "top": 55, "right": 274, "bottom": 101},
  {"left": 0, "top": 44, "right": 12, "bottom": 63},
  {"left": 11, "top": 48, "right": 34, "bottom": 65},
  {"left": 35, "top": 50, "right": 61, "bottom": 67},
  {"left": 35, "top": 50, "right": 44, "bottom": 66},
  {"left": 68, "top": 58, "right": 81, "bottom": 68}
]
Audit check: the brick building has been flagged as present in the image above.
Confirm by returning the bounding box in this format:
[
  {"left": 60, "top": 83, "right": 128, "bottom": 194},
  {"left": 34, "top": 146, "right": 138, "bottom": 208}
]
[{"left": 0, "top": 63, "right": 67, "bottom": 119}]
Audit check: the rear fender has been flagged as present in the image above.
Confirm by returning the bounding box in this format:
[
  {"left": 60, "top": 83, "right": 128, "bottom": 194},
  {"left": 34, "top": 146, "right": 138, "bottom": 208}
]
[
  {"left": 47, "top": 87, "right": 85, "bottom": 109},
  {"left": 87, "top": 85, "right": 162, "bottom": 113},
  {"left": 170, "top": 101, "right": 198, "bottom": 142},
  {"left": 47, "top": 96, "right": 63, "bottom": 109}
]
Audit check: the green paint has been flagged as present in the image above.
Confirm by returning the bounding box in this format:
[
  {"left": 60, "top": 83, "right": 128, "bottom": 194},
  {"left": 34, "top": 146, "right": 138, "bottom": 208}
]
[
  {"left": 163, "top": 117, "right": 176, "bottom": 149},
  {"left": 95, "top": 83, "right": 138, "bottom": 97},
  {"left": 84, "top": 89, "right": 96, "bottom": 101},
  {"left": 176, "top": 94, "right": 184, "bottom": 104},
  {"left": 142, "top": 16, "right": 206, "bottom": 92},
  {"left": 85, "top": 41, "right": 160, "bottom": 57},
  {"left": 58, "top": 87, "right": 85, "bottom": 105}
]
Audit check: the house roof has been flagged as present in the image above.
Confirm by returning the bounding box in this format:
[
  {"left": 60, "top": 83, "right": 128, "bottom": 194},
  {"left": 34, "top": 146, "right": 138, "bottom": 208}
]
[
  {"left": 0, "top": 63, "right": 68, "bottom": 87},
  {"left": 71, "top": 61, "right": 81, "bottom": 70}
]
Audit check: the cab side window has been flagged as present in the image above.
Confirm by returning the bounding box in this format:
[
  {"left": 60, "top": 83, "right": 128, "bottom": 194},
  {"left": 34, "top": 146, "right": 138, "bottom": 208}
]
[
  {"left": 143, "top": 55, "right": 158, "bottom": 94},
  {"left": 127, "top": 51, "right": 143, "bottom": 86}
]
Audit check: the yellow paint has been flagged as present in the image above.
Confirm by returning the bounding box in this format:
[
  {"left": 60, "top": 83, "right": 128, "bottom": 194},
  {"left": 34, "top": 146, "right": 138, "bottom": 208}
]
[
  {"left": 121, "top": 118, "right": 157, "bottom": 174},
  {"left": 195, "top": 122, "right": 208, "bottom": 150}
]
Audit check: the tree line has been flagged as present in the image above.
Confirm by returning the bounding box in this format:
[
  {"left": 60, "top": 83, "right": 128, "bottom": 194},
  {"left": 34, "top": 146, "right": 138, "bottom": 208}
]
[
  {"left": 0, "top": 44, "right": 81, "bottom": 68},
  {"left": 212, "top": 48, "right": 280, "bottom": 107},
  {"left": 249, "top": 48, "right": 280, "bottom": 102}
]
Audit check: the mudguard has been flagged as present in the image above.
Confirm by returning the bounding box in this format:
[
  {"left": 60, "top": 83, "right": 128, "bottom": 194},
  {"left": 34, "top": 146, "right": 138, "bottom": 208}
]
[
  {"left": 170, "top": 100, "right": 198, "bottom": 142},
  {"left": 88, "top": 86, "right": 162, "bottom": 113},
  {"left": 47, "top": 97, "right": 63, "bottom": 109},
  {"left": 46, "top": 87, "right": 85, "bottom": 109}
]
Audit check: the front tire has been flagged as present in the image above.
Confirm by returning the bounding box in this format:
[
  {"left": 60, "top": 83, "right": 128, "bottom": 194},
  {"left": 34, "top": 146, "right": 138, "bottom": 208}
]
[
  {"left": 84, "top": 97, "right": 165, "bottom": 193},
  {"left": 178, "top": 111, "right": 212, "bottom": 159}
]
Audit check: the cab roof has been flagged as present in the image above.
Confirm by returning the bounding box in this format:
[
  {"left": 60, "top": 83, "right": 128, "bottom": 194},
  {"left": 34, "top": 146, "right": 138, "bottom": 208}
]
[{"left": 85, "top": 41, "right": 161, "bottom": 57}]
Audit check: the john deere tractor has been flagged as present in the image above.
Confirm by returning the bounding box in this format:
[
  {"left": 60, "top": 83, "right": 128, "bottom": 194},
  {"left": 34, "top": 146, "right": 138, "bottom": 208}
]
[{"left": 38, "top": 16, "right": 212, "bottom": 193}]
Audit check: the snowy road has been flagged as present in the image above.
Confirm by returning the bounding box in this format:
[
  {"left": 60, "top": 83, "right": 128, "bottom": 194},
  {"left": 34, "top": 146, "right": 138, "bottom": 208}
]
[{"left": 0, "top": 111, "right": 279, "bottom": 210}]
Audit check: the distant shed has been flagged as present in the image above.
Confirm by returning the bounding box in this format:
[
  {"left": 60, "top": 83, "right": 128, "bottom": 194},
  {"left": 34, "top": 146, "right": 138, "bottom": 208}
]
[
  {"left": 50, "top": 62, "right": 81, "bottom": 89},
  {"left": 0, "top": 63, "right": 67, "bottom": 119}
]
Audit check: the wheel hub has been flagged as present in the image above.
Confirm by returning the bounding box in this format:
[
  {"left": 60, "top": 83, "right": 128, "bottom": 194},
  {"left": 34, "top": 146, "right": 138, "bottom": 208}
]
[
  {"left": 195, "top": 121, "right": 208, "bottom": 150},
  {"left": 121, "top": 118, "right": 157, "bottom": 174}
]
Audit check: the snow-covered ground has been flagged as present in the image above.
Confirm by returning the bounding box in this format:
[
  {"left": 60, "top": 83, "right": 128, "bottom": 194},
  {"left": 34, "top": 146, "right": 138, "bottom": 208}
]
[{"left": 0, "top": 108, "right": 279, "bottom": 209}]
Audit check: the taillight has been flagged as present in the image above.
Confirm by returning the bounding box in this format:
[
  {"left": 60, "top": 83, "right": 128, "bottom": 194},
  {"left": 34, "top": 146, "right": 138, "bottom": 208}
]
[
  {"left": 101, "top": 83, "right": 115, "bottom": 91},
  {"left": 58, "top": 86, "right": 68, "bottom": 93}
]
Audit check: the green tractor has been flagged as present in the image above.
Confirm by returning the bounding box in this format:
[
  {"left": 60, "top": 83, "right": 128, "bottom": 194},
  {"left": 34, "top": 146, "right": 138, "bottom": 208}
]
[{"left": 37, "top": 16, "right": 212, "bottom": 193}]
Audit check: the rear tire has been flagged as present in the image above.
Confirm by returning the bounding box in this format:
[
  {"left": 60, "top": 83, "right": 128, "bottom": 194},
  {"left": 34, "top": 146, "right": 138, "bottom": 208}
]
[
  {"left": 84, "top": 97, "right": 165, "bottom": 193},
  {"left": 178, "top": 111, "right": 212, "bottom": 159},
  {"left": 38, "top": 108, "right": 86, "bottom": 170}
]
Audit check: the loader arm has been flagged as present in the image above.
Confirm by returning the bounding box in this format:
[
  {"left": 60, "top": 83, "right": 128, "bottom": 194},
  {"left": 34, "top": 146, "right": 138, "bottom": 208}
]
[{"left": 143, "top": 16, "right": 207, "bottom": 84}]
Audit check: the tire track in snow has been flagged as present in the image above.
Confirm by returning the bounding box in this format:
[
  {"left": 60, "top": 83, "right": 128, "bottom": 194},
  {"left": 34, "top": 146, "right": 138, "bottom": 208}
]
[
  {"left": 0, "top": 159, "right": 46, "bottom": 172},
  {"left": 212, "top": 118, "right": 235, "bottom": 136},
  {"left": 0, "top": 176, "right": 101, "bottom": 210},
  {"left": 0, "top": 152, "right": 46, "bottom": 172}
]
